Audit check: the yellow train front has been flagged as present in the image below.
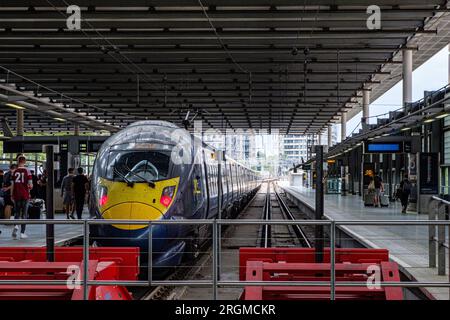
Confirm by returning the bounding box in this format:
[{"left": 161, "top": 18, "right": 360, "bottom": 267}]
[{"left": 89, "top": 121, "right": 260, "bottom": 270}]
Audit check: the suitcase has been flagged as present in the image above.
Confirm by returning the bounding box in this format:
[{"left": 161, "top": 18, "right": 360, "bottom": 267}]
[
  {"left": 380, "top": 194, "right": 389, "bottom": 207},
  {"left": 364, "top": 192, "right": 374, "bottom": 206},
  {"left": 27, "top": 199, "right": 44, "bottom": 219}
]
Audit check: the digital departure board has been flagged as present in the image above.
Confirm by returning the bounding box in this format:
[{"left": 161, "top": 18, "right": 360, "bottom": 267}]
[{"left": 364, "top": 142, "right": 403, "bottom": 154}]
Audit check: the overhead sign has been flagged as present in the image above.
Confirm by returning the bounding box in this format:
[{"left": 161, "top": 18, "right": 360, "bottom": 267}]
[
  {"left": 364, "top": 142, "right": 404, "bottom": 154},
  {"left": 363, "top": 162, "right": 375, "bottom": 189}
]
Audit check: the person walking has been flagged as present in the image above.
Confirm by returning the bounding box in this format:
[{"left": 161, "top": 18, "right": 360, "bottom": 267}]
[
  {"left": 2, "top": 164, "right": 17, "bottom": 221},
  {"left": 72, "top": 167, "right": 89, "bottom": 219},
  {"left": 399, "top": 174, "right": 411, "bottom": 214},
  {"left": 11, "top": 156, "right": 33, "bottom": 239},
  {"left": 61, "top": 168, "right": 75, "bottom": 219}
]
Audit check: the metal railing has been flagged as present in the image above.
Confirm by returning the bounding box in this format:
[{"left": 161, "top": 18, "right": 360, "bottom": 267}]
[
  {"left": 428, "top": 196, "right": 450, "bottom": 275},
  {"left": 1, "top": 218, "right": 450, "bottom": 300}
]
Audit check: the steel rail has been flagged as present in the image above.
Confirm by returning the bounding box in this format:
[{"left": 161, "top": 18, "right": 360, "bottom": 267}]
[{"left": 273, "top": 184, "right": 312, "bottom": 248}]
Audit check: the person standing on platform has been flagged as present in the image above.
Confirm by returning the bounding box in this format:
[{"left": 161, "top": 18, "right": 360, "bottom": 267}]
[
  {"left": 37, "top": 170, "right": 47, "bottom": 201},
  {"left": 2, "top": 164, "right": 17, "bottom": 221},
  {"left": 72, "top": 167, "right": 89, "bottom": 219},
  {"left": 0, "top": 169, "right": 4, "bottom": 187},
  {"left": 30, "top": 170, "right": 39, "bottom": 199},
  {"left": 399, "top": 174, "right": 411, "bottom": 214},
  {"left": 11, "top": 156, "right": 33, "bottom": 239},
  {"left": 61, "top": 168, "right": 75, "bottom": 219},
  {"left": 373, "top": 173, "right": 383, "bottom": 208}
]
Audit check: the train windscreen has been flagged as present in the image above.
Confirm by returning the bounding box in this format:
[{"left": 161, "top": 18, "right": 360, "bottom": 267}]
[{"left": 105, "top": 150, "right": 171, "bottom": 182}]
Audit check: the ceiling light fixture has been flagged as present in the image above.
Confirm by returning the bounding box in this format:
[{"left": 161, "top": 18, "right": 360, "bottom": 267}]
[
  {"left": 435, "top": 113, "right": 449, "bottom": 119},
  {"left": 5, "top": 103, "right": 25, "bottom": 110},
  {"left": 53, "top": 117, "right": 66, "bottom": 122},
  {"left": 401, "top": 127, "right": 411, "bottom": 131}
]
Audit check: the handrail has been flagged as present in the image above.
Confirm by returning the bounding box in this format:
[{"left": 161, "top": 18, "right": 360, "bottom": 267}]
[
  {"left": 0, "top": 217, "right": 449, "bottom": 300},
  {"left": 431, "top": 195, "right": 450, "bottom": 206}
]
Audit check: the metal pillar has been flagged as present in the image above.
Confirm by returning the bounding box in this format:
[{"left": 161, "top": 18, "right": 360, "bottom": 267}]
[
  {"left": 402, "top": 49, "right": 413, "bottom": 108},
  {"left": 341, "top": 113, "right": 347, "bottom": 142},
  {"left": 44, "top": 145, "right": 55, "bottom": 262},
  {"left": 327, "top": 124, "right": 332, "bottom": 147},
  {"left": 16, "top": 109, "right": 24, "bottom": 136},
  {"left": 438, "top": 203, "right": 446, "bottom": 275},
  {"left": 362, "top": 89, "right": 370, "bottom": 130},
  {"left": 216, "top": 150, "right": 222, "bottom": 281},
  {"left": 315, "top": 145, "right": 324, "bottom": 263},
  {"left": 448, "top": 44, "right": 450, "bottom": 83},
  {"left": 74, "top": 124, "right": 80, "bottom": 136}
]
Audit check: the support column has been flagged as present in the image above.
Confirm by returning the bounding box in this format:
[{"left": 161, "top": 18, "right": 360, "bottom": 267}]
[
  {"left": 74, "top": 124, "right": 80, "bottom": 136},
  {"left": 327, "top": 124, "right": 332, "bottom": 147},
  {"left": 341, "top": 113, "right": 347, "bottom": 142},
  {"left": 402, "top": 49, "right": 413, "bottom": 109},
  {"left": 318, "top": 131, "right": 322, "bottom": 145},
  {"left": 448, "top": 44, "right": 450, "bottom": 83},
  {"left": 16, "top": 109, "right": 24, "bottom": 136},
  {"left": 362, "top": 89, "right": 370, "bottom": 130}
]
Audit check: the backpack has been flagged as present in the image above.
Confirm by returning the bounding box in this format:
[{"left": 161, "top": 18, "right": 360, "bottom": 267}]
[{"left": 402, "top": 180, "right": 411, "bottom": 193}]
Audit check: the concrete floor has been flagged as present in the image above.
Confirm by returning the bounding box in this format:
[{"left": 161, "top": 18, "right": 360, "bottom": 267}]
[{"left": 280, "top": 182, "right": 450, "bottom": 300}]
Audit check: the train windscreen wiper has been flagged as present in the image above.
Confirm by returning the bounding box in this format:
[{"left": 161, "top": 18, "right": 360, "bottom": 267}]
[
  {"left": 122, "top": 164, "right": 156, "bottom": 188},
  {"left": 113, "top": 166, "right": 134, "bottom": 187}
]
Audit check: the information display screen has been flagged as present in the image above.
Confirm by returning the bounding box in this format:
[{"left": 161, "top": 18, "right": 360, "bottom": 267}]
[{"left": 364, "top": 142, "right": 403, "bottom": 154}]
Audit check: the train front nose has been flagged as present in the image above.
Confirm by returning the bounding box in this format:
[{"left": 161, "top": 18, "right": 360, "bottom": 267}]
[{"left": 102, "top": 202, "right": 164, "bottom": 230}]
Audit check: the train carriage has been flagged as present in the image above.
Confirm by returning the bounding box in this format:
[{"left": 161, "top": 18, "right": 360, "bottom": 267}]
[{"left": 89, "top": 120, "right": 260, "bottom": 269}]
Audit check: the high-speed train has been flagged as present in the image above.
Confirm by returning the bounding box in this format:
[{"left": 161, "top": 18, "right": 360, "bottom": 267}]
[{"left": 89, "top": 120, "right": 261, "bottom": 269}]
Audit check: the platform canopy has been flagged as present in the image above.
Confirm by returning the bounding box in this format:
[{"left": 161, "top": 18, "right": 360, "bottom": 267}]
[{"left": 0, "top": 1, "right": 449, "bottom": 134}]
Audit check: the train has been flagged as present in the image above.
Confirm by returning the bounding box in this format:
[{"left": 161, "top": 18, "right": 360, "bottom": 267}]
[{"left": 89, "top": 120, "right": 261, "bottom": 269}]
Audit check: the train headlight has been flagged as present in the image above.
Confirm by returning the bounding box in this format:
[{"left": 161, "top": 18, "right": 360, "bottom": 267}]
[
  {"left": 96, "top": 185, "right": 108, "bottom": 207},
  {"left": 160, "top": 185, "right": 176, "bottom": 208}
]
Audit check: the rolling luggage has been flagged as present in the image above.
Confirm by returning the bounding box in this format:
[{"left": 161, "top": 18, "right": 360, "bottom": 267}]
[
  {"left": 380, "top": 194, "right": 389, "bottom": 207},
  {"left": 28, "top": 199, "right": 44, "bottom": 219},
  {"left": 364, "top": 192, "right": 374, "bottom": 206}
]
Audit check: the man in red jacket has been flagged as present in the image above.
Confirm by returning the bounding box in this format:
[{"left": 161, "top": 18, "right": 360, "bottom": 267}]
[{"left": 11, "top": 155, "right": 33, "bottom": 239}]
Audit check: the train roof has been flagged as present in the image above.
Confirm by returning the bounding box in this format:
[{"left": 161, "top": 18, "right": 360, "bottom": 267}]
[{"left": 100, "top": 120, "right": 259, "bottom": 174}]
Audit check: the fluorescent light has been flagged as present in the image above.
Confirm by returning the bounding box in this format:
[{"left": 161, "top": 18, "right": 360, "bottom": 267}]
[
  {"left": 5, "top": 103, "right": 25, "bottom": 110},
  {"left": 424, "top": 118, "right": 435, "bottom": 123},
  {"left": 382, "top": 133, "right": 389, "bottom": 137},
  {"left": 53, "top": 117, "right": 66, "bottom": 122},
  {"left": 435, "top": 113, "right": 449, "bottom": 119},
  {"left": 401, "top": 127, "right": 410, "bottom": 131}
]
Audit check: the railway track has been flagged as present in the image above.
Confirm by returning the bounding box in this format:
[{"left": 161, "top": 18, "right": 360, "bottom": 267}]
[
  {"left": 261, "top": 182, "right": 313, "bottom": 248},
  {"left": 162, "top": 181, "right": 315, "bottom": 300}
]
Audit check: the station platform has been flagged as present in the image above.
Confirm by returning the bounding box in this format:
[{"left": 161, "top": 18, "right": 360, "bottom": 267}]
[
  {"left": 279, "top": 182, "right": 450, "bottom": 300},
  {"left": 0, "top": 214, "right": 83, "bottom": 248}
]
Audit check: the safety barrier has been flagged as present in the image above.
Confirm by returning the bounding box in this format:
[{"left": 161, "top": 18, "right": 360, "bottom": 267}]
[{"left": 0, "top": 218, "right": 450, "bottom": 300}]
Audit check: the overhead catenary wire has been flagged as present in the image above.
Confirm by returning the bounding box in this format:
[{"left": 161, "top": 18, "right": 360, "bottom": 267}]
[{"left": 197, "top": 0, "right": 251, "bottom": 76}]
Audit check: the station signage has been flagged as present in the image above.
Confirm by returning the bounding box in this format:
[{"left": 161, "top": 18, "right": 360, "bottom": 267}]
[
  {"left": 78, "top": 140, "right": 104, "bottom": 153},
  {"left": 3, "top": 140, "right": 68, "bottom": 153},
  {"left": 364, "top": 141, "right": 405, "bottom": 154}
]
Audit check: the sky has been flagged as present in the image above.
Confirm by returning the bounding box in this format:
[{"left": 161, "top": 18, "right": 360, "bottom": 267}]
[{"left": 343, "top": 45, "right": 449, "bottom": 139}]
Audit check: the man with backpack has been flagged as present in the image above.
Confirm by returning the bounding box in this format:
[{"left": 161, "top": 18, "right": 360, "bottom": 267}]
[{"left": 399, "top": 174, "right": 411, "bottom": 214}]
